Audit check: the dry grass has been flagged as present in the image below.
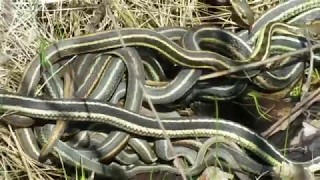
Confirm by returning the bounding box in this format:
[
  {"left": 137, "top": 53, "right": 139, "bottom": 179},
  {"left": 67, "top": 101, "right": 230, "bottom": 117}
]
[
  {"left": 0, "top": 0, "right": 281, "bottom": 179},
  {"left": 0, "top": 124, "right": 65, "bottom": 179}
]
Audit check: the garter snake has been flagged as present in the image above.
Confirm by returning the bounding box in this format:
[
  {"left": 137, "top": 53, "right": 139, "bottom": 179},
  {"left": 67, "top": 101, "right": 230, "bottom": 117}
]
[
  {"left": 204, "top": 0, "right": 254, "bottom": 29},
  {"left": 184, "top": 136, "right": 272, "bottom": 176},
  {"left": 237, "top": 0, "right": 320, "bottom": 44},
  {"left": 72, "top": 53, "right": 99, "bottom": 91},
  {"left": 73, "top": 54, "right": 111, "bottom": 98},
  {"left": 1, "top": 92, "right": 320, "bottom": 171}
]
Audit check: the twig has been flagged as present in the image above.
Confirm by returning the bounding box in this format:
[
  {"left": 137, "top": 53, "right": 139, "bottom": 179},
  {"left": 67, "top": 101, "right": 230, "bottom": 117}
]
[
  {"left": 262, "top": 87, "right": 320, "bottom": 137},
  {"left": 199, "top": 43, "right": 320, "bottom": 80},
  {"left": 141, "top": 84, "right": 188, "bottom": 180},
  {"left": 301, "top": 29, "right": 315, "bottom": 100}
]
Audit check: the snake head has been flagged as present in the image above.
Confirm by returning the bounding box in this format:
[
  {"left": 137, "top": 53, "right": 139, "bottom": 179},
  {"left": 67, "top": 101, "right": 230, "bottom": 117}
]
[
  {"left": 303, "top": 21, "right": 320, "bottom": 39},
  {"left": 230, "top": 0, "right": 254, "bottom": 30},
  {"left": 2, "top": 114, "right": 35, "bottom": 127}
]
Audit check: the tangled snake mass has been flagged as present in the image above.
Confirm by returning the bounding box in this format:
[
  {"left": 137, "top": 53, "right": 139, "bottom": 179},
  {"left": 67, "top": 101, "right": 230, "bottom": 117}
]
[{"left": 1, "top": 0, "right": 320, "bottom": 179}]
